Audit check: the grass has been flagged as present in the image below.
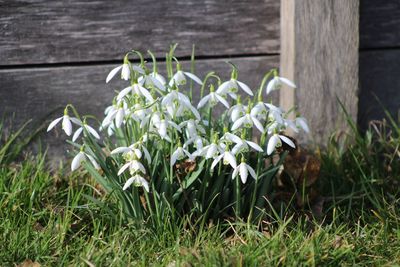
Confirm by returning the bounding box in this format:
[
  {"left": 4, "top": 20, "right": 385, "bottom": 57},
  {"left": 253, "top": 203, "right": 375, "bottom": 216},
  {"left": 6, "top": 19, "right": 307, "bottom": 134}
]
[{"left": 1, "top": 115, "right": 400, "bottom": 266}]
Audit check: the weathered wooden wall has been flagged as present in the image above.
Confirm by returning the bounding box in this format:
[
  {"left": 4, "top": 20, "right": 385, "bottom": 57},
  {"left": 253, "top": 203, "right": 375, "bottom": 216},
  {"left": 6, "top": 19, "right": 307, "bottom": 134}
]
[
  {"left": 0, "top": 0, "right": 280, "bottom": 157},
  {"left": 359, "top": 0, "right": 400, "bottom": 129}
]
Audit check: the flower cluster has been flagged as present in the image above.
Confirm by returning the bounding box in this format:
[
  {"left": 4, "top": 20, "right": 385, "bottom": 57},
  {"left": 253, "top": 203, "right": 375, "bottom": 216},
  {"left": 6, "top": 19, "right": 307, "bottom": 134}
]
[{"left": 47, "top": 47, "right": 309, "bottom": 221}]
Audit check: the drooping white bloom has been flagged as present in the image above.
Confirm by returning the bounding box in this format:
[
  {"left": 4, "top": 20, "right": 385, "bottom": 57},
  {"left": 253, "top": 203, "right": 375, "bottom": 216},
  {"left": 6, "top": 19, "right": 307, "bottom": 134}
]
[
  {"left": 118, "top": 159, "right": 146, "bottom": 176},
  {"left": 265, "top": 103, "right": 284, "bottom": 124},
  {"left": 216, "top": 78, "right": 253, "bottom": 98},
  {"left": 170, "top": 146, "right": 193, "bottom": 166},
  {"left": 232, "top": 162, "right": 257, "bottom": 184},
  {"left": 161, "top": 90, "right": 200, "bottom": 120},
  {"left": 117, "top": 83, "right": 154, "bottom": 103},
  {"left": 169, "top": 70, "right": 203, "bottom": 87},
  {"left": 47, "top": 114, "right": 77, "bottom": 136},
  {"left": 71, "top": 151, "right": 100, "bottom": 171},
  {"left": 72, "top": 122, "right": 101, "bottom": 142},
  {"left": 231, "top": 139, "right": 263, "bottom": 155},
  {"left": 295, "top": 117, "right": 310, "bottom": 133},
  {"left": 123, "top": 174, "right": 149, "bottom": 192},
  {"left": 229, "top": 103, "right": 247, "bottom": 122},
  {"left": 231, "top": 112, "right": 265, "bottom": 133},
  {"left": 180, "top": 119, "right": 206, "bottom": 139},
  {"left": 197, "top": 91, "right": 230, "bottom": 109},
  {"left": 266, "top": 134, "right": 296, "bottom": 155},
  {"left": 153, "top": 119, "right": 181, "bottom": 142},
  {"left": 138, "top": 72, "right": 166, "bottom": 91},
  {"left": 106, "top": 63, "right": 144, "bottom": 83},
  {"left": 266, "top": 76, "right": 296, "bottom": 95},
  {"left": 211, "top": 150, "right": 237, "bottom": 170},
  {"left": 251, "top": 102, "right": 269, "bottom": 121},
  {"left": 195, "top": 143, "right": 224, "bottom": 159}
]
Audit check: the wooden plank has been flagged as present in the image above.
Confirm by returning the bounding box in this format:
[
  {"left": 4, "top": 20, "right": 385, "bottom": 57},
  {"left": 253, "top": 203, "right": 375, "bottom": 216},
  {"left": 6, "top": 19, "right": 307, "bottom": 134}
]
[
  {"left": 360, "top": 0, "right": 400, "bottom": 49},
  {"left": 280, "top": 0, "right": 359, "bottom": 144},
  {"left": 0, "top": 0, "right": 279, "bottom": 65},
  {"left": 0, "top": 56, "right": 279, "bottom": 158},
  {"left": 359, "top": 50, "right": 400, "bottom": 129}
]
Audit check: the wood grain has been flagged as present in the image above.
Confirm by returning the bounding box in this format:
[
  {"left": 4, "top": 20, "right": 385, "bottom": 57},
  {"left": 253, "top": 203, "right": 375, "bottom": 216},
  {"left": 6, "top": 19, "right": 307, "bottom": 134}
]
[
  {"left": 280, "top": 0, "right": 359, "bottom": 144},
  {"left": 359, "top": 50, "right": 400, "bottom": 130},
  {"left": 0, "top": 0, "right": 279, "bottom": 65},
  {"left": 360, "top": 0, "right": 400, "bottom": 49},
  {"left": 0, "top": 56, "right": 279, "bottom": 158}
]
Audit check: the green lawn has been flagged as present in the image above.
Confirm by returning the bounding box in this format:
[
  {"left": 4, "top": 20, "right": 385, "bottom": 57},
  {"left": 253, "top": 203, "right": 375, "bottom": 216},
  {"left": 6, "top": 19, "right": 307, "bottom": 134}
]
[{"left": 1, "top": 117, "right": 400, "bottom": 266}]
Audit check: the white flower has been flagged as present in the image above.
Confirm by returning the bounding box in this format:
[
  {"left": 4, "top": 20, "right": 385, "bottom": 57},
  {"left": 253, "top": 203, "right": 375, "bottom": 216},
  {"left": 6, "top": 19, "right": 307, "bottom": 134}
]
[
  {"left": 231, "top": 113, "right": 264, "bottom": 133},
  {"left": 123, "top": 174, "right": 149, "bottom": 192},
  {"left": 232, "top": 162, "right": 257, "bottom": 184},
  {"left": 111, "top": 141, "right": 151, "bottom": 164},
  {"left": 216, "top": 78, "right": 253, "bottom": 98},
  {"left": 117, "top": 83, "right": 154, "bottom": 103},
  {"left": 106, "top": 63, "right": 130, "bottom": 83},
  {"left": 265, "top": 103, "right": 284, "bottom": 124},
  {"left": 118, "top": 159, "right": 146, "bottom": 176},
  {"left": 71, "top": 151, "right": 100, "bottom": 171},
  {"left": 180, "top": 119, "right": 206, "bottom": 139},
  {"left": 72, "top": 122, "right": 100, "bottom": 142},
  {"left": 139, "top": 72, "right": 166, "bottom": 91},
  {"left": 197, "top": 91, "right": 230, "bottom": 109},
  {"left": 154, "top": 119, "right": 181, "bottom": 142},
  {"left": 266, "top": 134, "right": 296, "bottom": 155},
  {"left": 295, "top": 117, "right": 310, "bottom": 133},
  {"left": 229, "top": 103, "right": 246, "bottom": 122},
  {"left": 250, "top": 102, "right": 269, "bottom": 120},
  {"left": 169, "top": 70, "right": 203, "bottom": 86},
  {"left": 161, "top": 90, "right": 200, "bottom": 120},
  {"left": 220, "top": 132, "right": 242, "bottom": 145},
  {"left": 266, "top": 76, "right": 296, "bottom": 95},
  {"left": 232, "top": 139, "right": 263, "bottom": 155},
  {"left": 170, "top": 146, "right": 193, "bottom": 166},
  {"left": 196, "top": 143, "right": 224, "bottom": 159},
  {"left": 211, "top": 150, "right": 237, "bottom": 169},
  {"left": 47, "top": 115, "right": 77, "bottom": 136}
]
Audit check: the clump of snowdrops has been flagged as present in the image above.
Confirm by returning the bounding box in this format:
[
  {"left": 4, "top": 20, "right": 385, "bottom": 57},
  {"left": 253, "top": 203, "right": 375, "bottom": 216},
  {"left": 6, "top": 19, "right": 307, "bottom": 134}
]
[{"left": 47, "top": 45, "right": 309, "bottom": 226}]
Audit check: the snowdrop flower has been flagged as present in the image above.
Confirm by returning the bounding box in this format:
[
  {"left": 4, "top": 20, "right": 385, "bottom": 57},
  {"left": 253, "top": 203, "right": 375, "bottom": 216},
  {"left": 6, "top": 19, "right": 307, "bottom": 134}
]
[
  {"left": 197, "top": 85, "right": 230, "bottom": 109},
  {"left": 118, "top": 159, "right": 146, "bottom": 176},
  {"left": 220, "top": 132, "right": 242, "bottom": 145},
  {"left": 170, "top": 145, "right": 193, "bottom": 166},
  {"left": 169, "top": 66, "right": 203, "bottom": 86},
  {"left": 183, "top": 135, "right": 205, "bottom": 150},
  {"left": 196, "top": 142, "right": 224, "bottom": 159},
  {"left": 71, "top": 150, "right": 100, "bottom": 171},
  {"left": 154, "top": 118, "right": 181, "bottom": 142},
  {"left": 265, "top": 103, "right": 284, "bottom": 124},
  {"left": 229, "top": 102, "right": 247, "bottom": 122},
  {"left": 139, "top": 72, "right": 166, "bottom": 91},
  {"left": 295, "top": 117, "right": 310, "bottom": 133},
  {"left": 106, "top": 63, "right": 130, "bottom": 83},
  {"left": 180, "top": 119, "right": 206, "bottom": 139},
  {"left": 211, "top": 149, "right": 237, "bottom": 170},
  {"left": 232, "top": 139, "right": 263, "bottom": 155},
  {"left": 111, "top": 141, "right": 151, "bottom": 164},
  {"left": 266, "top": 134, "right": 296, "bottom": 155},
  {"left": 117, "top": 83, "right": 154, "bottom": 103},
  {"left": 123, "top": 174, "right": 149, "bottom": 192},
  {"left": 232, "top": 160, "right": 257, "bottom": 184},
  {"left": 266, "top": 76, "right": 296, "bottom": 95},
  {"left": 231, "top": 112, "right": 265, "bottom": 133},
  {"left": 47, "top": 114, "right": 77, "bottom": 136},
  {"left": 216, "top": 78, "right": 253, "bottom": 98},
  {"left": 161, "top": 89, "right": 200, "bottom": 120},
  {"left": 251, "top": 101, "right": 269, "bottom": 121},
  {"left": 72, "top": 122, "right": 100, "bottom": 142}
]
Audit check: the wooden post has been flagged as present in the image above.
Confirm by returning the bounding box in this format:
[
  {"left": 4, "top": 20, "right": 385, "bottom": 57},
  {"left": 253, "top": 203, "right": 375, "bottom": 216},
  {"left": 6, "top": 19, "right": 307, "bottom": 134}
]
[{"left": 280, "top": 0, "right": 359, "bottom": 144}]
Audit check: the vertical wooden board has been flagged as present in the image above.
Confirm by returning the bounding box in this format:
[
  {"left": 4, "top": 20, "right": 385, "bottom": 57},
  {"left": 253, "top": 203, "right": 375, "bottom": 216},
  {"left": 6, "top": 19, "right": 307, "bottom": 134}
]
[
  {"left": 280, "top": 0, "right": 359, "bottom": 144},
  {"left": 0, "top": 56, "right": 279, "bottom": 159},
  {"left": 359, "top": 50, "right": 400, "bottom": 130},
  {"left": 0, "top": 0, "right": 280, "bottom": 65},
  {"left": 360, "top": 0, "right": 400, "bottom": 49}
]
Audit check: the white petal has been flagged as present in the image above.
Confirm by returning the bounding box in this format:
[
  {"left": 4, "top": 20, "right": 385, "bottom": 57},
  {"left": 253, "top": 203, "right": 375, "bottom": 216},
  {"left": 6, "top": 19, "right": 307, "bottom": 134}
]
[
  {"left": 211, "top": 154, "right": 223, "bottom": 169},
  {"left": 115, "top": 108, "right": 124, "bottom": 128},
  {"left": 184, "top": 71, "right": 203, "bottom": 85},
  {"left": 206, "top": 144, "right": 218, "bottom": 159},
  {"left": 123, "top": 177, "right": 135, "bottom": 190},
  {"left": 246, "top": 141, "right": 263, "bottom": 152},
  {"left": 197, "top": 95, "right": 211, "bottom": 109},
  {"left": 266, "top": 79, "right": 277, "bottom": 95},
  {"left": 296, "top": 117, "right": 310, "bottom": 133},
  {"left": 267, "top": 135, "right": 280, "bottom": 155},
  {"left": 237, "top": 81, "right": 253, "bottom": 96},
  {"left": 279, "top": 135, "right": 296, "bottom": 148},
  {"left": 118, "top": 162, "right": 131, "bottom": 176},
  {"left": 231, "top": 116, "right": 246, "bottom": 131},
  {"left": 71, "top": 152, "right": 85, "bottom": 171},
  {"left": 252, "top": 117, "right": 265, "bottom": 133},
  {"left": 85, "top": 125, "right": 100, "bottom": 139},
  {"left": 216, "top": 81, "right": 231, "bottom": 94},
  {"left": 239, "top": 163, "right": 248, "bottom": 184},
  {"left": 117, "top": 86, "right": 132, "bottom": 101},
  {"left": 106, "top": 65, "right": 122, "bottom": 83},
  {"left": 138, "top": 85, "right": 154, "bottom": 102},
  {"left": 246, "top": 164, "right": 257, "bottom": 180},
  {"left": 232, "top": 166, "right": 239, "bottom": 179},
  {"left": 150, "top": 76, "right": 165, "bottom": 91},
  {"left": 72, "top": 127, "right": 83, "bottom": 142},
  {"left": 215, "top": 94, "right": 230, "bottom": 109},
  {"left": 225, "top": 133, "right": 242, "bottom": 144},
  {"left": 279, "top": 77, "right": 296, "bottom": 88},
  {"left": 47, "top": 117, "right": 62, "bottom": 132},
  {"left": 142, "top": 146, "right": 152, "bottom": 164},
  {"left": 86, "top": 154, "right": 100, "bottom": 170},
  {"left": 171, "top": 150, "right": 180, "bottom": 166},
  {"left": 224, "top": 152, "right": 237, "bottom": 169},
  {"left": 62, "top": 116, "right": 72, "bottom": 136},
  {"left": 121, "top": 64, "right": 130, "bottom": 80},
  {"left": 138, "top": 177, "right": 150, "bottom": 192},
  {"left": 111, "top": 147, "right": 130, "bottom": 154}
]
